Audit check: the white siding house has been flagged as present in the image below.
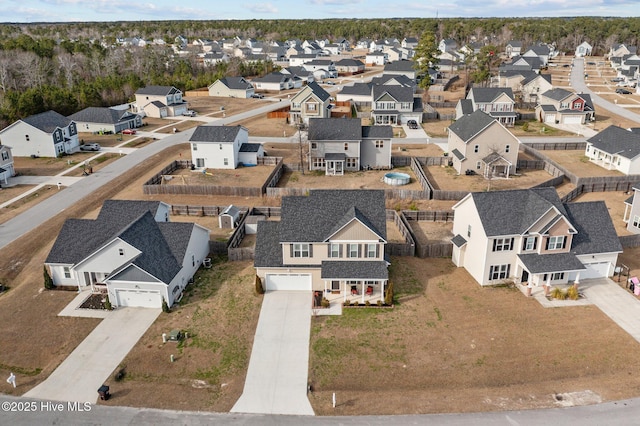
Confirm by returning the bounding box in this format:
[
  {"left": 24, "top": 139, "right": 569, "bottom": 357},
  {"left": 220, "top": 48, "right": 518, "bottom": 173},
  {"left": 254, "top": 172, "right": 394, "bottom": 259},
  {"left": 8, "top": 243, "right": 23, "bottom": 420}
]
[{"left": 0, "top": 110, "right": 79, "bottom": 157}]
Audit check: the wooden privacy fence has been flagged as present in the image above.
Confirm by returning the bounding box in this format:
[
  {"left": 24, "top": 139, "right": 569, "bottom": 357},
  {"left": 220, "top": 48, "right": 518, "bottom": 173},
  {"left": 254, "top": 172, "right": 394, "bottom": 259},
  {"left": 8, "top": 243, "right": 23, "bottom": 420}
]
[
  {"left": 184, "top": 90, "right": 210, "bottom": 97},
  {"left": 261, "top": 158, "right": 285, "bottom": 193},
  {"left": 516, "top": 159, "right": 546, "bottom": 170},
  {"left": 267, "top": 111, "right": 289, "bottom": 119},
  {"left": 170, "top": 205, "right": 248, "bottom": 217},
  {"left": 386, "top": 209, "right": 415, "bottom": 256},
  {"left": 531, "top": 175, "right": 565, "bottom": 189},
  {"left": 402, "top": 210, "right": 454, "bottom": 222},
  {"left": 523, "top": 142, "right": 587, "bottom": 150},
  {"left": 620, "top": 235, "right": 640, "bottom": 248},
  {"left": 432, "top": 189, "right": 468, "bottom": 201},
  {"left": 561, "top": 179, "right": 638, "bottom": 203},
  {"left": 411, "top": 157, "right": 434, "bottom": 199},
  {"left": 417, "top": 243, "right": 453, "bottom": 258}
]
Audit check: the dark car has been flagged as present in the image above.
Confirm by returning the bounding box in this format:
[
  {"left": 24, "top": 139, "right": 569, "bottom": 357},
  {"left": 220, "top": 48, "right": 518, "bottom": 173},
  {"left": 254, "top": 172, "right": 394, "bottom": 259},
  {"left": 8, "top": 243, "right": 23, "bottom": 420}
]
[
  {"left": 407, "top": 120, "right": 419, "bottom": 129},
  {"left": 616, "top": 88, "right": 632, "bottom": 94},
  {"left": 251, "top": 93, "right": 264, "bottom": 99}
]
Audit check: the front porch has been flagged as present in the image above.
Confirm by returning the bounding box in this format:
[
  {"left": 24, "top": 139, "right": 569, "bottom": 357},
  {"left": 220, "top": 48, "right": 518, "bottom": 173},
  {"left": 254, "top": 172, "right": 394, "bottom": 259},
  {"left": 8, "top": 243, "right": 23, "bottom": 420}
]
[
  {"left": 321, "top": 279, "right": 387, "bottom": 305},
  {"left": 482, "top": 152, "right": 512, "bottom": 179}
]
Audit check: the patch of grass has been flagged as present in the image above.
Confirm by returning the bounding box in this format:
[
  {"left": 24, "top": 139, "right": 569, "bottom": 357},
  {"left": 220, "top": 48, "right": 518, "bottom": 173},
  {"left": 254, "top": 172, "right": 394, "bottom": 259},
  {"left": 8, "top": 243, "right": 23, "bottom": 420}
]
[
  {"left": 389, "top": 262, "right": 424, "bottom": 296},
  {"left": 433, "top": 307, "right": 442, "bottom": 321},
  {"left": 0, "top": 363, "right": 42, "bottom": 376}
]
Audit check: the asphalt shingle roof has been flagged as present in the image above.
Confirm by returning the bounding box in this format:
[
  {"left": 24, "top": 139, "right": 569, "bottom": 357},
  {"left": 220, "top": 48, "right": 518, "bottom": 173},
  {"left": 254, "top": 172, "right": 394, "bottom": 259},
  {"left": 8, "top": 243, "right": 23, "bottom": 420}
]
[
  {"left": 189, "top": 125, "right": 243, "bottom": 143},
  {"left": 338, "top": 82, "right": 372, "bottom": 97},
  {"left": 253, "top": 221, "right": 283, "bottom": 268},
  {"left": 135, "top": 85, "right": 179, "bottom": 96},
  {"left": 541, "top": 88, "right": 573, "bottom": 102},
  {"left": 308, "top": 118, "right": 361, "bottom": 141},
  {"left": 68, "top": 107, "right": 135, "bottom": 125},
  {"left": 587, "top": 125, "right": 640, "bottom": 159},
  {"left": 362, "top": 126, "right": 393, "bottom": 138},
  {"left": 321, "top": 260, "right": 388, "bottom": 279},
  {"left": 372, "top": 84, "right": 413, "bottom": 103},
  {"left": 306, "top": 81, "right": 331, "bottom": 102},
  {"left": 22, "top": 110, "right": 71, "bottom": 133},
  {"left": 518, "top": 253, "right": 585, "bottom": 273},
  {"left": 448, "top": 110, "right": 496, "bottom": 142},
  {"left": 218, "top": 77, "right": 253, "bottom": 90},
  {"left": 383, "top": 60, "right": 415, "bottom": 72},
  {"left": 239, "top": 143, "right": 262, "bottom": 152},
  {"left": 469, "top": 87, "right": 515, "bottom": 103},
  {"left": 564, "top": 201, "right": 623, "bottom": 255}
]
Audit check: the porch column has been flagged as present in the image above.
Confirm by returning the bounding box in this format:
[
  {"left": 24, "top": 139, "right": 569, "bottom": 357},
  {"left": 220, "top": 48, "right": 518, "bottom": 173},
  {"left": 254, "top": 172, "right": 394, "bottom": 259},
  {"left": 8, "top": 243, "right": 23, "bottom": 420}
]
[
  {"left": 574, "top": 272, "right": 580, "bottom": 290},
  {"left": 514, "top": 263, "right": 521, "bottom": 284},
  {"left": 361, "top": 282, "right": 365, "bottom": 304},
  {"left": 381, "top": 281, "right": 386, "bottom": 303},
  {"left": 544, "top": 274, "right": 551, "bottom": 296},
  {"left": 506, "top": 164, "right": 511, "bottom": 178},
  {"left": 624, "top": 203, "right": 631, "bottom": 223},
  {"left": 343, "top": 281, "right": 347, "bottom": 302}
]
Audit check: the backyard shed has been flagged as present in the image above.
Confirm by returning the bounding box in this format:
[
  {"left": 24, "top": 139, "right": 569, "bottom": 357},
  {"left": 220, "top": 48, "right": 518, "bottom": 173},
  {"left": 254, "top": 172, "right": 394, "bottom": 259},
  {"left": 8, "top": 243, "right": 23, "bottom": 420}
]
[
  {"left": 244, "top": 215, "right": 266, "bottom": 234},
  {"left": 219, "top": 205, "right": 241, "bottom": 229}
]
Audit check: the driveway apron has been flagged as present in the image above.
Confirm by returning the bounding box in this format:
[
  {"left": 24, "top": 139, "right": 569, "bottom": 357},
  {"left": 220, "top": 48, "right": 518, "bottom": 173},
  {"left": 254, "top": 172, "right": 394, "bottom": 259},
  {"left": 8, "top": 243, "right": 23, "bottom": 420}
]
[
  {"left": 232, "top": 291, "right": 314, "bottom": 415},
  {"left": 24, "top": 308, "right": 160, "bottom": 403}
]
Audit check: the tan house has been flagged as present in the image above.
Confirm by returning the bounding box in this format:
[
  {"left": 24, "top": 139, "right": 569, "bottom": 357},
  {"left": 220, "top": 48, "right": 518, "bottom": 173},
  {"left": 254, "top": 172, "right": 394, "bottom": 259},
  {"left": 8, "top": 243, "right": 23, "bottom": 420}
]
[
  {"left": 208, "top": 77, "right": 255, "bottom": 98},
  {"left": 522, "top": 73, "right": 553, "bottom": 103},
  {"left": 535, "top": 88, "right": 595, "bottom": 125},
  {"left": 447, "top": 110, "right": 520, "bottom": 178},
  {"left": 289, "top": 82, "right": 332, "bottom": 125}
]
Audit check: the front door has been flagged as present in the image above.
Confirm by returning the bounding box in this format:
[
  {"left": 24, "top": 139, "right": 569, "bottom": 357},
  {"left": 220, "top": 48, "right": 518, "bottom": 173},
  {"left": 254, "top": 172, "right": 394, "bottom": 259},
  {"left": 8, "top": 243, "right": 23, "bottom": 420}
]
[{"left": 521, "top": 270, "right": 529, "bottom": 284}]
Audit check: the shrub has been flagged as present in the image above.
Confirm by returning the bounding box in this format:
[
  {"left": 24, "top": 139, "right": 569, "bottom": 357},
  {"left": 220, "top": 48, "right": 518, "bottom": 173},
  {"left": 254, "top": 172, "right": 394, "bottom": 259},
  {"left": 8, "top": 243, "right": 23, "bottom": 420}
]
[
  {"left": 365, "top": 300, "right": 371, "bottom": 307},
  {"left": 377, "top": 300, "right": 383, "bottom": 307},
  {"left": 522, "top": 121, "right": 529, "bottom": 132},
  {"left": 43, "top": 266, "right": 54, "bottom": 290},
  {"left": 114, "top": 367, "right": 126, "bottom": 382},
  {"left": 567, "top": 285, "right": 579, "bottom": 300},
  {"left": 321, "top": 297, "right": 330, "bottom": 308},
  {"left": 255, "top": 275, "right": 264, "bottom": 295},
  {"left": 162, "top": 299, "right": 170, "bottom": 313},
  {"left": 343, "top": 300, "right": 350, "bottom": 307},
  {"left": 385, "top": 281, "right": 394, "bottom": 305},
  {"left": 104, "top": 297, "right": 112, "bottom": 310},
  {"left": 550, "top": 287, "right": 566, "bottom": 300}
]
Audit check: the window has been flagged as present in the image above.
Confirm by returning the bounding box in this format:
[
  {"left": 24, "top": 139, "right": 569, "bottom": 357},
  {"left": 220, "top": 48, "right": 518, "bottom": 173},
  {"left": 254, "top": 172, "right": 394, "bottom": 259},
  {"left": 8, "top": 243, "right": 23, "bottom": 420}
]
[
  {"left": 505, "top": 145, "right": 510, "bottom": 153},
  {"left": 476, "top": 161, "right": 482, "bottom": 170},
  {"left": 543, "top": 272, "right": 565, "bottom": 281},
  {"left": 312, "top": 157, "right": 325, "bottom": 168},
  {"left": 292, "top": 243, "right": 310, "bottom": 258},
  {"left": 63, "top": 266, "right": 71, "bottom": 279},
  {"left": 346, "top": 158, "right": 357, "bottom": 168},
  {"left": 546, "top": 236, "right": 566, "bottom": 250},
  {"left": 489, "top": 264, "right": 510, "bottom": 281},
  {"left": 192, "top": 143, "right": 197, "bottom": 151},
  {"left": 25, "top": 135, "right": 30, "bottom": 141},
  {"left": 344, "top": 142, "right": 349, "bottom": 151},
  {"left": 331, "top": 280, "right": 340, "bottom": 290},
  {"left": 118, "top": 248, "right": 125, "bottom": 256},
  {"left": 492, "top": 237, "right": 514, "bottom": 252},
  {"left": 223, "top": 158, "right": 229, "bottom": 166},
  {"left": 523, "top": 236, "right": 537, "bottom": 251},
  {"left": 219, "top": 144, "right": 223, "bottom": 150},
  {"left": 329, "top": 243, "right": 340, "bottom": 258},
  {"left": 306, "top": 102, "right": 317, "bottom": 111},
  {"left": 366, "top": 244, "right": 377, "bottom": 258},
  {"left": 467, "top": 225, "right": 471, "bottom": 238},
  {"left": 474, "top": 145, "right": 479, "bottom": 153},
  {"left": 196, "top": 158, "right": 205, "bottom": 167},
  {"left": 1, "top": 151, "right": 8, "bottom": 161},
  {"left": 348, "top": 243, "right": 359, "bottom": 258},
  {"left": 375, "top": 140, "right": 384, "bottom": 148},
  {"left": 633, "top": 215, "right": 640, "bottom": 228},
  {"left": 574, "top": 102, "right": 582, "bottom": 109},
  {"left": 311, "top": 142, "right": 317, "bottom": 149}
]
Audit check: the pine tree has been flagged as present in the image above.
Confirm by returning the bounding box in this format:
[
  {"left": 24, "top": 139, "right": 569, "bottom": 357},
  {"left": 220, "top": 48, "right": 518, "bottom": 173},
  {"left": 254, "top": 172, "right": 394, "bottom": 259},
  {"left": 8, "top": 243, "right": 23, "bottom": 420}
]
[{"left": 414, "top": 31, "right": 439, "bottom": 90}]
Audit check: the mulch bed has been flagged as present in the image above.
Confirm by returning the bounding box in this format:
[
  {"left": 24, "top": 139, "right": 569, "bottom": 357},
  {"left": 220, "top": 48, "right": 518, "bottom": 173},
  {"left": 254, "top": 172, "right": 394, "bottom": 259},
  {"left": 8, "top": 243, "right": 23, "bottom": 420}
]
[{"left": 78, "top": 293, "right": 108, "bottom": 310}]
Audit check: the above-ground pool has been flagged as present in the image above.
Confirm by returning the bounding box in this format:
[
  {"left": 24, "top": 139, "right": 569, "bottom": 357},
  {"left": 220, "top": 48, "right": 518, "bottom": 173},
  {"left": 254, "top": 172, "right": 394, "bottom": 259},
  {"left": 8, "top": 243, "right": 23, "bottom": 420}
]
[{"left": 383, "top": 172, "right": 411, "bottom": 186}]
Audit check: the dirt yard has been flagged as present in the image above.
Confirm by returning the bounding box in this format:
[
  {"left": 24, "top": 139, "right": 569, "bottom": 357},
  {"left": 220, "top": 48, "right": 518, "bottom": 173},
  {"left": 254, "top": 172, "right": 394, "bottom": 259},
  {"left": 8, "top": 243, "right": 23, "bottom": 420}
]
[
  {"left": 166, "top": 164, "right": 274, "bottom": 188},
  {"left": 425, "top": 163, "right": 555, "bottom": 192},
  {"left": 13, "top": 153, "right": 96, "bottom": 176},
  {"left": 229, "top": 114, "right": 290, "bottom": 138},
  {"left": 542, "top": 150, "right": 625, "bottom": 178},
  {"left": 278, "top": 167, "right": 424, "bottom": 191},
  {"left": 409, "top": 220, "right": 454, "bottom": 245},
  {"left": 308, "top": 256, "right": 640, "bottom": 415},
  {"left": 185, "top": 95, "right": 266, "bottom": 117}
]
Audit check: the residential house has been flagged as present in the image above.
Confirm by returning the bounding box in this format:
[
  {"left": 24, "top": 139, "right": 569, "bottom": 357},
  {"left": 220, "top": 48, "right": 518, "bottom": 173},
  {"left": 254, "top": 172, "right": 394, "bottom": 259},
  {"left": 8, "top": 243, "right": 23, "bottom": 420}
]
[
  {"left": 308, "top": 118, "right": 392, "bottom": 175},
  {"left": 522, "top": 45, "right": 550, "bottom": 66},
  {"left": 335, "top": 58, "right": 365, "bottom": 75},
  {"left": 68, "top": 107, "right": 141, "bottom": 134},
  {"left": 280, "top": 67, "right": 313, "bottom": 84},
  {"left": 623, "top": 183, "right": 640, "bottom": 233},
  {"left": 505, "top": 40, "right": 523, "bottom": 58},
  {"left": 383, "top": 60, "right": 417, "bottom": 81},
  {"left": 371, "top": 84, "right": 422, "bottom": 125},
  {"left": 366, "top": 51, "right": 387, "bottom": 66},
  {"left": 0, "top": 110, "right": 79, "bottom": 157},
  {"left": 252, "top": 72, "right": 293, "bottom": 91},
  {"left": 497, "top": 70, "right": 534, "bottom": 91},
  {"left": 287, "top": 52, "right": 317, "bottom": 66},
  {"left": 383, "top": 46, "right": 404, "bottom": 62},
  {"left": 208, "top": 77, "right": 255, "bottom": 98},
  {"left": 289, "top": 81, "right": 332, "bottom": 125},
  {"left": 439, "top": 38, "right": 457, "bottom": 53},
  {"left": 499, "top": 55, "right": 543, "bottom": 74},
  {"left": 323, "top": 43, "right": 341, "bottom": 56},
  {"left": 336, "top": 83, "right": 374, "bottom": 105},
  {"left": 302, "top": 59, "right": 337, "bottom": 78},
  {"left": 336, "top": 38, "right": 350, "bottom": 51},
  {"left": 45, "top": 200, "right": 210, "bottom": 308},
  {"left": 575, "top": 41, "right": 593, "bottom": 57},
  {"left": 369, "top": 40, "right": 385, "bottom": 52},
  {"left": 0, "top": 144, "right": 14, "bottom": 184},
  {"left": 609, "top": 44, "right": 637, "bottom": 59},
  {"left": 189, "top": 125, "right": 263, "bottom": 169},
  {"left": 401, "top": 37, "right": 419, "bottom": 49},
  {"left": 462, "top": 87, "right": 517, "bottom": 127},
  {"left": 585, "top": 125, "right": 640, "bottom": 174},
  {"left": 451, "top": 188, "right": 622, "bottom": 287},
  {"left": 521, "top": 73, "right": 553, "bottom": 103},
  {"left": 200, "top": 51, "right": 229, "bottom": 66},
  {"left": 134, "top": 86, "right": 188, "bottom": 118},
  {"left": 254, "top": 189, "right": 389, "bottom": 303},
  {"left": 535, "top": 88, "right": 595, "bottom": 125},
  {"left": 447, "top": 110, "right": 520, "bottom": 178}
]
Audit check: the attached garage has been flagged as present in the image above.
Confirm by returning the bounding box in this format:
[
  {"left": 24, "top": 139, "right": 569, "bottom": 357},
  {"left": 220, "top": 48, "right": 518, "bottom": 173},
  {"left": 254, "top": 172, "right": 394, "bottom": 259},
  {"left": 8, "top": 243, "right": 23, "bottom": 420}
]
[
  {"left": 116, "top": 289, "right": 163, "bottom": 308},
  {"left": 544, "top": 114, "right": 556, "bottom": 123},
  {"left": 265, "top": 274, "right": 312, "bottom": 291},
  {"left": 581, "top": 262, "right": 612, "bottom": 279},
  {"left": 562, "top": 115, "right": 583, "bottom": 124}
]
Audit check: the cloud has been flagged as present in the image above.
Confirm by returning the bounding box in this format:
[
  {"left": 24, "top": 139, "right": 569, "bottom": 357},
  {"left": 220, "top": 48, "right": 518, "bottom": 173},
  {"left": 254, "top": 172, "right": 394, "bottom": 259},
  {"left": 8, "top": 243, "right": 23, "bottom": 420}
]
[
  {"left": 246, "top": 3, "right": 278, "bottom": 14},
  {"left": 309, "top": 0, "right": 361, "bottom": 4}
]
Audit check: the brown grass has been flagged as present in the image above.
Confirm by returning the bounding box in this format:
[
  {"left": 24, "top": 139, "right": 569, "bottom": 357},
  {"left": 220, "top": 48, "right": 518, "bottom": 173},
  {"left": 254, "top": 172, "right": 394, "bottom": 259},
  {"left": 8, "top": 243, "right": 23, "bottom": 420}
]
[
  {"left": 278, "top": 167, "right": 423, "bottom": 191},
  {"left": 426, "top": 163, "right": 555, "bottom": 192},
  {"left": 543, "top": 150, "right": 624, "bottom": 178}
]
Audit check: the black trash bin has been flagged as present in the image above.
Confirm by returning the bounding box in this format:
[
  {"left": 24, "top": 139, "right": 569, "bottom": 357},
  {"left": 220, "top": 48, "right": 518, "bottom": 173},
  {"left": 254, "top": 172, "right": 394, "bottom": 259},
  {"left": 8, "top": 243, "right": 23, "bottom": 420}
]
[{"left": 98, "top": 385, "right": 110, "bottom": 400}]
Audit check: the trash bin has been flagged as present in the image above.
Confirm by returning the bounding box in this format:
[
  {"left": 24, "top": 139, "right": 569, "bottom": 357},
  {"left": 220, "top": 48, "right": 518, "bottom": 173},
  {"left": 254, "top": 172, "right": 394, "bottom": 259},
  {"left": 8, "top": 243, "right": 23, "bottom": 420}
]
[{"left": 98, "top": 384, "right": 110, "bottom": 400}]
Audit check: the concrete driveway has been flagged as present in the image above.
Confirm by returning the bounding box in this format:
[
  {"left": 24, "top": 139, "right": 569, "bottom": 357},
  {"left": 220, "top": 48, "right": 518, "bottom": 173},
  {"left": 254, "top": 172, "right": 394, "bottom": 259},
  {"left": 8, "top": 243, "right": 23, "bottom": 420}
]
[
  {"left": 24, "top": 307, "right": 160, "bottom": 402},
  {"left": 232, "top": 291, "right": 314, "bottom": 416}
]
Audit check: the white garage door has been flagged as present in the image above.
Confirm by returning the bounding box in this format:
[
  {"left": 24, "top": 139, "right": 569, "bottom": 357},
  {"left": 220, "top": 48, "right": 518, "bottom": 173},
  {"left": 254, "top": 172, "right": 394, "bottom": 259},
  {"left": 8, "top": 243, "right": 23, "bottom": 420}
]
[
  {"left": 544, "top": 114, "right": 555, "bottom": 123},
  {"left": 116, "top": 289, "right": 162, "bottom": 308},
  {"left": 563, "top": 115, "right": 583, "bottom": 124},
  {"left": 581, "top": 262, "right": 611, "bottom": 279},
  {"left": 265, "top": 274, "right": 312, "bottom": 291}
]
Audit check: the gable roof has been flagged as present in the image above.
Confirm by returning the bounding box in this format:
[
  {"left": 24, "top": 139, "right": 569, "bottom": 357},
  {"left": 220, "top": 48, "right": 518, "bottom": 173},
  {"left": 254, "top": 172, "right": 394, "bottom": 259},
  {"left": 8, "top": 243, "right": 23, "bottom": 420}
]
[
  {"left": 564, "top": 201, "right": 623, "bottom": 255},
  {"left": 362, "top": 125, "right": 393, "bottom": 139},
  {"left": 448, "top": 110, "right": 496, "bottom": 141},
  {"left": 21, "top": 110, "right": 72, "bottom": 133},
  {"left": 467, "top": 188, "right": 568, "bottom": 237},
  {"left": 308, "top": 118, "right": 361, "bottom": 141},
  {"left": 541, "top": 88, "right": 574, "bottom": 102},
  {"left": 522, "top": 73, "right": 552, "bottom": 86},
  {"left": 384, "top": 60, "right": 415, "bottom": 72},
  {"left": 68, "top": 107, "right": 135, "bottom": 125},
  {"left": 279, "top": 190, "right": 386, "bottom": 243},
  {"left": 217, "top": 76, "right": 253, "bottom": 90},
  {"left": 469, "top": 87, "right": 515, "bottom": 103},
  {"left": 457, "top": 99, "right": 474, "bottom": 115},
  {"left": 587, "top": 125, "right": 640, "bottom": 159},
  {"left": 305, "top": 81, "right": 331, "bottom": 102},
  {"left": 339, "top": 82, "right": 373, "bottom": 97},
  {"left": 135, "top": 85, "right": 180, "bottom": 96},
  {"left": 252, "top": 72, "right": 290, "bottom": 83},
  {"left": 372, "top": 84, "right": 413, "bottom": 103},
  {"left": 189, "top": 125, "right": 244, "bottom": 143}
]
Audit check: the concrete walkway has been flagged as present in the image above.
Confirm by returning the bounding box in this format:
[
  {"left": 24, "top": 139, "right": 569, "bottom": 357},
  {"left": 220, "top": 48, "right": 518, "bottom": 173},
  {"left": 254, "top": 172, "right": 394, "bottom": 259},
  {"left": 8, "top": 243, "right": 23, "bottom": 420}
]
[
  {"left": 232, "top": 291, "right": 314, "bottom": 416},
  {"left": 24, "top": 307, "right": 160, "bottom": 402}
]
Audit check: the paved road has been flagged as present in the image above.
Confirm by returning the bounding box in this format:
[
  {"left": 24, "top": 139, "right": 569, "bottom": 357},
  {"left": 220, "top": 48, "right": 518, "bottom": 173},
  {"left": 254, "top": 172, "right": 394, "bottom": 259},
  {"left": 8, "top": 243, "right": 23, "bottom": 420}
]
[
  {"left": 232, "top": 291, "right": 314, "bottom": 415},
  {"left": 24, "top": 308, "right": 161, "bottom": 403},
  {"left": 571, "top": 57, "right": 640, "bottom": 125}
]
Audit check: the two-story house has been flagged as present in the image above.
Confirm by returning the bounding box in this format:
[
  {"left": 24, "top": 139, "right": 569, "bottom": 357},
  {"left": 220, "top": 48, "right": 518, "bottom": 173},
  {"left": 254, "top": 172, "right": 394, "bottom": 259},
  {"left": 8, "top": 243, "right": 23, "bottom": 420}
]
[
  {"left": 521, "top": 73, "right": 553, "bottom": 103},
  {"left": 447, "top": 110, "right": 520, "bottom": 178},
  {"left": 585, "top": 125, "right": 640, "bottom": 174},
  {"left": 45, "top": 200, "right": 210, "bottom": 309},
  {"left": 189, "top": 125, "right": 263, "bottom": 169},
  {"left": 505, "top": 40, "right": 523, "bottom": 58},
  {"left": 0, "top": 110, "right": 79, "bottom": 157},
  {"left": 371, "top": 85, "right": 422, "bottom": 125},
  {"left": 535, "top": 88, "right": 595, "bottom": 125},
  {"left": 289, "top": 81, "right": 332, "bottom": 125},
  {"left": 0, "top": 144, "right": 14, "bottom": 184},
  {"left": 623, "top": 183, "right": 640, "bottom": 234},
  {"left": 462, "top": 87, "right": 517, "bottom": 127},
  {"left": 383, "top": 60, "right": 417, "bottom": 81},
  {"left": 134, "top": 85, "right": 188, "bottom": 118},
  {"left": 451, "top": 188, "right": 622, "bottom": 287},
  {"left": 254, "top": 189, "right": 389, "bottom": 303},
  {"left": 308, "top": 118, "right": 392, "bottom": 175}
]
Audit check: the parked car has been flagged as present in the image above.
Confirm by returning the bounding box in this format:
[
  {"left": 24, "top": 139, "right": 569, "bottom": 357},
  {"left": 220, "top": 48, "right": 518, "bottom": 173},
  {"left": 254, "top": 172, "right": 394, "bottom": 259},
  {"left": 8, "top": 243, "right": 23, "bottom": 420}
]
[
  {"left": 79, "top": 143, "right": 101, "bottom": 151},
  {"left": 251, "top": 93, "right": 264, "bottom": 99},
  {"left": 611, "top": 77, "right": 624, "bottom": 82},
  {"left": 616, "top": 88, "right": 632, "bottom": 94},
  {"left": 587, "top": 61, "right": 596, "bottom": 65},
  {"left": 182, "top": 110, "right": 197, "bottom": 117},
  {"left": 407, "top": 120, "right": 419, "bottom": 129},
  {"left": 121, "top": 128, "right": 137, "bottom": 135},
  {"left": 325, "top": 80, "right": 335, "bottom": 85}
]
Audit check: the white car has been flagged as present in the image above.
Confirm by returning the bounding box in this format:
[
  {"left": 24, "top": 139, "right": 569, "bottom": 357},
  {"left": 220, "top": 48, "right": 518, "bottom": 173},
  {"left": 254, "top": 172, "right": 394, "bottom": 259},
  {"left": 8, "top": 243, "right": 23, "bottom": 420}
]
[
  {"left": 182, "top": 110, "right": 197, "bottom": 117},
  {"left": 79, "top": 143, "right": 101, "bottom": 151}
]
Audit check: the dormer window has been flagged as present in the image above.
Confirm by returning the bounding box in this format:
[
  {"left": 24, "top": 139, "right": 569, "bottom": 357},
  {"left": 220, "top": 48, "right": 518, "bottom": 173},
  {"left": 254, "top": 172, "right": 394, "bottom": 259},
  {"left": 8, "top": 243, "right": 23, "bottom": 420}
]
[{"left": 118, "top": 248, "right": 125, "bottom": 256}]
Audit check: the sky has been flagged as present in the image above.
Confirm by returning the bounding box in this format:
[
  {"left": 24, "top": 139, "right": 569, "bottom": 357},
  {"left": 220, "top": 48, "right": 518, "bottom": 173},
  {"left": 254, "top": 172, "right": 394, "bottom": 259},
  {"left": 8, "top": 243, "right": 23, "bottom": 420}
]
[{"left": 1, "top": 0, "right": 640, "bottom": 23}]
